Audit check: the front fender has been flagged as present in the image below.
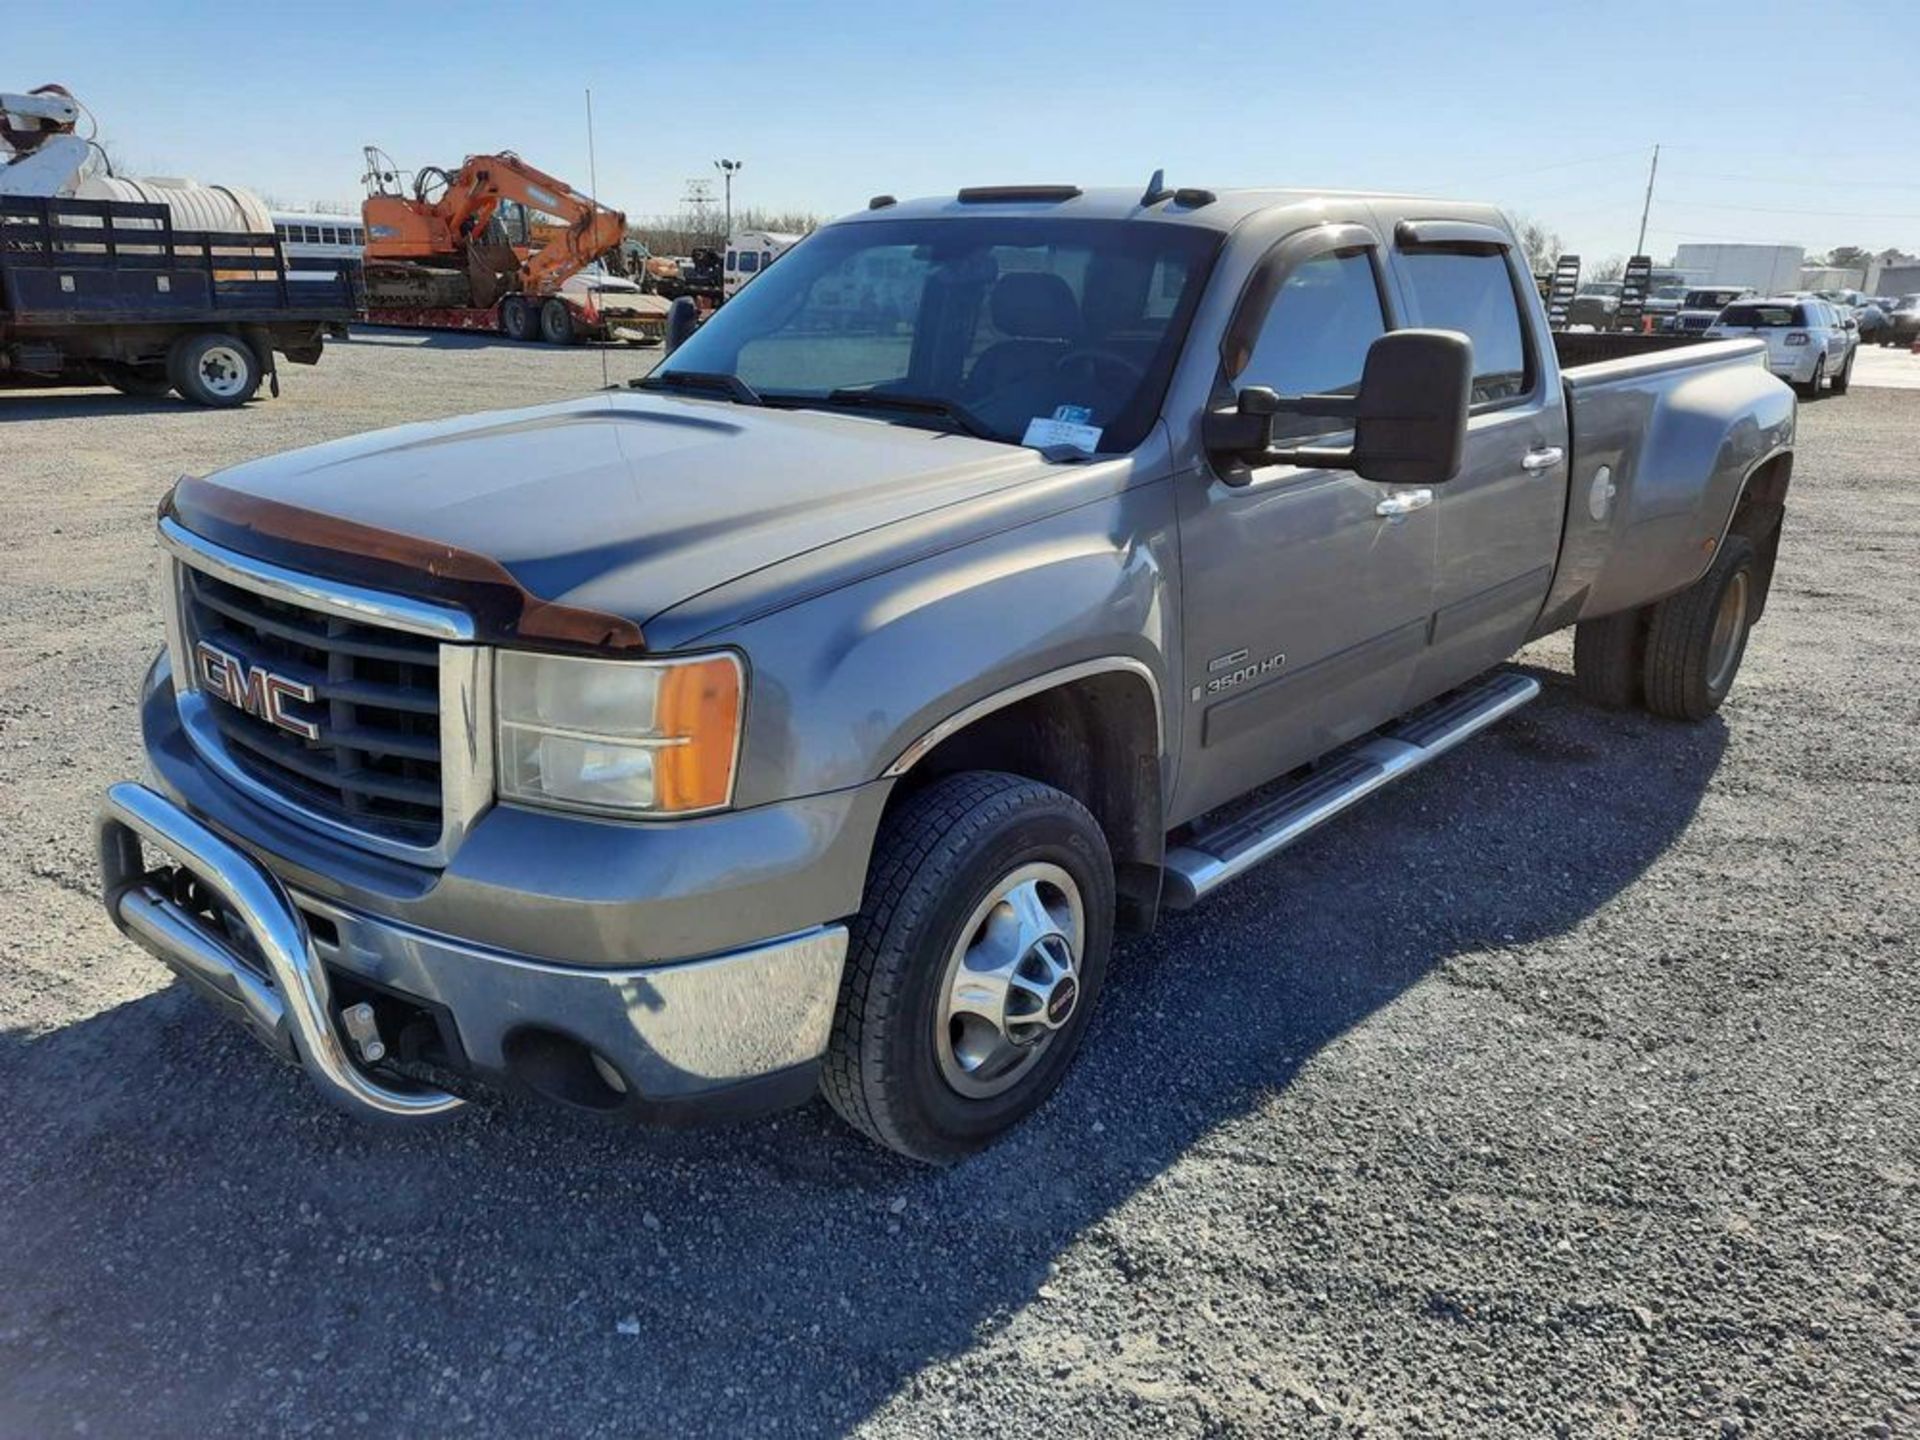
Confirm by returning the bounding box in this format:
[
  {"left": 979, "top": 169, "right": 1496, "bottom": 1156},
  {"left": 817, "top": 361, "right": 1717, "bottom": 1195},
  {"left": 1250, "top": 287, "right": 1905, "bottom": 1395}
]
[{"left": 721, "top": 480, "right": 1180, "bottom": 807}]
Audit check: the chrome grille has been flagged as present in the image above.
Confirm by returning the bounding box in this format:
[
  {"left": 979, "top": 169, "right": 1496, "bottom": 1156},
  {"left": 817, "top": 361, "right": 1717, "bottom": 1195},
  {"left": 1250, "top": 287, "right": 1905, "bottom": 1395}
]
[{"left": 179, "top": 565, "right": 446, "bottom": 845}]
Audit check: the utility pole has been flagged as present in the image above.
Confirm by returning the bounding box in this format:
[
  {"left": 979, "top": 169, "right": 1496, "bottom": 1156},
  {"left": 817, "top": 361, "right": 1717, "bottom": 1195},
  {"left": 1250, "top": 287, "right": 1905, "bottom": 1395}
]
[
  {"left": 1634, "top": 143, "right": 1660, "bottom": 258},
  {"left": 714, "top": 158, "right": 742, "bottom": 243}
]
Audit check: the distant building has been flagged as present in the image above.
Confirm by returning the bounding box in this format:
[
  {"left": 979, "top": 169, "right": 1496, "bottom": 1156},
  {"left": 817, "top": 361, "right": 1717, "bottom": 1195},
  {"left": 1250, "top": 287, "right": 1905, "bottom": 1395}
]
[
  {"left": 1865, "top": 254, "right": 1920, "bottom": 299},
  {"left": 1672, "top": 243, "right": 1806, "bottom": 294}
]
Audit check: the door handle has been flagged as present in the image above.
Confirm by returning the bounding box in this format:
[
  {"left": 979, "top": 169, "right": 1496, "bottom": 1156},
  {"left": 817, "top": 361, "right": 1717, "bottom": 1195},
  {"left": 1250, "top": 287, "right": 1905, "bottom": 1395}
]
[
  {"left": 1374, "top": 488, "right": 1433, "bottom": 518},
  {"left": 1521, "top": 446, "right": 1565, "bottom": 472}
]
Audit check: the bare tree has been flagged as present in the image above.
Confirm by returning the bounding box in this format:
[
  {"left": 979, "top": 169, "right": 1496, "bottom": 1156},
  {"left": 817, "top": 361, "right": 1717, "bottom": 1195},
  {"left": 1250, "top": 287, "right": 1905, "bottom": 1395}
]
[
  {"left": 627, "top": 207, "right": 823, "bottom": 257},
  {"left": 1510, "top": 212, "right": 1563, "bottom": 277},
  {"left": 1590, "top": 255, "right": 1627, "bottom": 282}
]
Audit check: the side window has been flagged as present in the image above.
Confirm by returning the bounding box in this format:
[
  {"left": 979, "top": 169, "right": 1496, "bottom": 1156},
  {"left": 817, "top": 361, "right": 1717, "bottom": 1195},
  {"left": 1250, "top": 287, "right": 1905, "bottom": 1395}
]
[
  {"left": 1239, "top": 250, "right": 1387, "bottom": 441},
  {"left": 740, "top": 251, "right": 760, "bottom": 274},
  {"left": 1398, "top": 249, "right": 1531, "bottom": 405},
  {"left": 725, "top": 249, "right": 738, "bottom": 271}
]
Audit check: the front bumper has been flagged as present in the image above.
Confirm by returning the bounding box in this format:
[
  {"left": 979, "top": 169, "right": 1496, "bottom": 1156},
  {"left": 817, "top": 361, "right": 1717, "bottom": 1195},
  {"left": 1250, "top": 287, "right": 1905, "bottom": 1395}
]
[{"left": 97, "top": 781, "right": 849, "bottom": 1123}]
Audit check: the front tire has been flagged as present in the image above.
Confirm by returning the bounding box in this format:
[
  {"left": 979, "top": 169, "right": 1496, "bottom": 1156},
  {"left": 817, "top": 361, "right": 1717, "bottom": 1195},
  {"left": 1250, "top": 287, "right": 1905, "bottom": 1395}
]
[
  {"left": 1642, "top": 534, "right": 1757, "bottom": 721},
  {"left": 822, "top": 772, "right": 1114, "bottom": 1163}
]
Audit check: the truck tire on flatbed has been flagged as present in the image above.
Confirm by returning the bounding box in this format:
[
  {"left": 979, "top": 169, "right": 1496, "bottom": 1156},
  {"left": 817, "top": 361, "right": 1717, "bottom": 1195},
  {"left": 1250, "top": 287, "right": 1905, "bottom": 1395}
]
[
  {"left": 166, "top": 332, "right": 261, "bottom": 408},
  {"left": 539, "top": 299, "right": 577, "bottom": 345},
  {"left": 500, "top": 295, "right": 537, "bottom": 342},
  {"left": 1641, "top": 533, "right": 1757, "bottom": 721},
  {"left": 822, "top": 771, "right": 1114, "bottom": 1163},
  {"left": 1572, "top": 609, "right": 1646, "bottom": 709}
]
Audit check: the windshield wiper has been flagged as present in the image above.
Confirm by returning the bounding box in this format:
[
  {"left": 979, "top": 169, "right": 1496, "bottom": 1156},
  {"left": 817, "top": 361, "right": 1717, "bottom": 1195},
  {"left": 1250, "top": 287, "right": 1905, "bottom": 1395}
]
[
  {"left": 631, "top": 370, "right": 763, "bottom": 406},
  {"left": 807, "top": 387, "right": 997, "bottom": 441}
]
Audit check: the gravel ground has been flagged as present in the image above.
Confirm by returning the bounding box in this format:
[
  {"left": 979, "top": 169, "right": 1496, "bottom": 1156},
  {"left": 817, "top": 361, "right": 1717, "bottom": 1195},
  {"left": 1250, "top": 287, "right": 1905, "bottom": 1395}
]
[{"left": 1, "top": 337, "right": 1914, "bottom": 1439}]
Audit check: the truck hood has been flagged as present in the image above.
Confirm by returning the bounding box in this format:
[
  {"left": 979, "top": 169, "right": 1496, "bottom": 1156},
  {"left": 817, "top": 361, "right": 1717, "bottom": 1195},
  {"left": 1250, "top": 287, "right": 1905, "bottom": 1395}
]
[{"left": 180, "top": 391, "right": 1052, "bottom": 634}]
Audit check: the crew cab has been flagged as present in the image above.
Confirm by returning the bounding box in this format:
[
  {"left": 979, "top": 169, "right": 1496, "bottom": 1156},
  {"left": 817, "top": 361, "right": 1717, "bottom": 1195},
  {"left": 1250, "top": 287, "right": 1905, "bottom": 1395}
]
[
  {"left": 1708, "top": 295, "right": 1857, "bottom": 396},
  {"left": 96, "top": 183, "right": 1795, "bottom": 1161}
]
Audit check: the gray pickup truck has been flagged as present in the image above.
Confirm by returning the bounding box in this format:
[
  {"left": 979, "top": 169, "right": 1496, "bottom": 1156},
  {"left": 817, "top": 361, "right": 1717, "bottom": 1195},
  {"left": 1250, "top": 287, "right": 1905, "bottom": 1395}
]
[{"left": 96, "top": 182, "right": 1795, "bottom": 1161}]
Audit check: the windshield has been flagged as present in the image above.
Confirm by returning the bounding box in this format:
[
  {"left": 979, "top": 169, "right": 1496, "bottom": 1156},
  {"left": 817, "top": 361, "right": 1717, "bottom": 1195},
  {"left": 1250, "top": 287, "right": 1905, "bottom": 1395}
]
[
  {"left": 1684, "top": 289, "right": 1743, "bottom": 308},
  {"left": 1717, "top": 303, "right": 1798, "bottom": 328},
  {"left": 654, "top": 216, "right": 1222, "bottom": 452},
  {"left": 1895, "top": 296, "right": 1920, "bottom": 313},
  {"left": 1577, "top": 282, "right": 1621, "bottom": 296}
]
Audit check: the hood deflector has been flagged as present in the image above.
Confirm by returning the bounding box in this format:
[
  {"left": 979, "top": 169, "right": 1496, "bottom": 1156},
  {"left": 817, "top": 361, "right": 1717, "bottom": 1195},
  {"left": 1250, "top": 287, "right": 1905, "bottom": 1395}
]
[{"left": 164, "top": 474, "right": 646, "bottom": 654}]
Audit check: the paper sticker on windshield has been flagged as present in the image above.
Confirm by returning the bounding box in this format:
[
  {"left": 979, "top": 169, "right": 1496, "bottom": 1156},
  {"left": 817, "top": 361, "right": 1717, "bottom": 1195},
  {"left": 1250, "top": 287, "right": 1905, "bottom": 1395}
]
[{"left": 1023, "top": 415, "right": 1102, "bottom": 453}]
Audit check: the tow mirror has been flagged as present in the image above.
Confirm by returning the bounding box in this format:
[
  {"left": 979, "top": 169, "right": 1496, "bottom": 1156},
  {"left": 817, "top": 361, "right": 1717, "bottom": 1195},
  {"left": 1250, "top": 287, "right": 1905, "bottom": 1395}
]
[{"left": 1206, "top": 329, "right": 1474, "bottom": 487}]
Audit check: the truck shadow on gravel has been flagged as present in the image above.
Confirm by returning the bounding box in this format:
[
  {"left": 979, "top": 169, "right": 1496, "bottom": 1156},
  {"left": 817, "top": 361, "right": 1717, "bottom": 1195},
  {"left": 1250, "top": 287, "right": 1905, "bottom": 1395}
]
[{"left": 0, "top": 665, "right": 1727, "bottom": 1439}]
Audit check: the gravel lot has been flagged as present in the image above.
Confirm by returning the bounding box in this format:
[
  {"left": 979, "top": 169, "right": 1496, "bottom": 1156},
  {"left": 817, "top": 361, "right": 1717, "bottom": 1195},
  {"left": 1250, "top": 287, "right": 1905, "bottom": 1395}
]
[{"left": 1, "top": 335, "right": 1914, "bottom": 1439}]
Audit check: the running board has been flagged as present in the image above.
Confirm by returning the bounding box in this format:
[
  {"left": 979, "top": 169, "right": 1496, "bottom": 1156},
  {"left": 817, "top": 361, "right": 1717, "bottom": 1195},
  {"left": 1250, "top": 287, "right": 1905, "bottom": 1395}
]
[{"left": 1160, "top": 671, "right": 1540, "bottom": 909}]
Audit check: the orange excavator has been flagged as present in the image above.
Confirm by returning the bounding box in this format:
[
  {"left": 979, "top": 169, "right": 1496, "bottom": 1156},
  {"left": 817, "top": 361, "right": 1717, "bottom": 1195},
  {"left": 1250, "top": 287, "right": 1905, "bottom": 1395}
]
[{"left": 359, "top": 145, "right": 666, "bottom": 344}]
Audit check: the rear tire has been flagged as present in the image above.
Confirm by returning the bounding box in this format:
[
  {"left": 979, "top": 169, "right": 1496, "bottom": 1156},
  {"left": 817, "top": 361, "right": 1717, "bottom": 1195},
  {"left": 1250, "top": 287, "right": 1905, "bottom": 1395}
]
[
  {"left": 104, "top": 363, "right": 174, "bottom": 399},
  {"left": 166, "top": 332, "right": 260, "bottom": 408},
  {"left": 499, "top": 295, "right": 537, "bottom": 342},
  {"left": 822, "top": 771, "right": 1114, "bottom": 1164},
  {"left": 1796, "top": 355, "right": 1824, "bottom": 399},
  {"left": 539, "top": 298, "right": 577, "bottom": 345},
  {"left": 1572, "top": 609, "right": 1646, "bottom": 709},
  {"left": 1642, "top": 533, "right": 1757, "bottom": 721},
  {"left": 1830, "top": 349, "right": 1853, "bottom": 395}
]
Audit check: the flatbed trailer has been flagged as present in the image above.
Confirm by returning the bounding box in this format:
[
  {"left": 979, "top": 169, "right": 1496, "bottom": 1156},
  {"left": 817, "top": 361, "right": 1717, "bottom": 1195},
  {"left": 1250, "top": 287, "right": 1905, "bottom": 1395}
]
[
  {"left": 0, "top": 194, "right": 357, "bottom": 405},
  {"left": 362, "top": 289, "right": 668, "bottom": 346}
]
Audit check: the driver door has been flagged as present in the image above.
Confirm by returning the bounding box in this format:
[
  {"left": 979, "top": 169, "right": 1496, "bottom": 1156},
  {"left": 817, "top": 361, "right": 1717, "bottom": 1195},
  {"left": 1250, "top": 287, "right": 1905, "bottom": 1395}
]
[{"left": 1172, "top": 228, "right": 1436, "bottom": 823}]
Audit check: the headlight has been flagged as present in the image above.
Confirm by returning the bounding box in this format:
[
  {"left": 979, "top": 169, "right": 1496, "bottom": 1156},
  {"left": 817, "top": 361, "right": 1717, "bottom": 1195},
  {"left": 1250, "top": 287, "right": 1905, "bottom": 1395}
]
[{"left": 495, "top": 650, "right": 743, "bottom": 817}]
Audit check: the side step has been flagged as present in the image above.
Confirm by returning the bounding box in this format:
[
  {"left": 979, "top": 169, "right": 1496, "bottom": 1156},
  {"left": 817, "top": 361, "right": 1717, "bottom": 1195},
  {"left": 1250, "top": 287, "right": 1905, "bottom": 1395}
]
[{"left": 1160, "top": 671, "right": 1539, "bottom": 909}]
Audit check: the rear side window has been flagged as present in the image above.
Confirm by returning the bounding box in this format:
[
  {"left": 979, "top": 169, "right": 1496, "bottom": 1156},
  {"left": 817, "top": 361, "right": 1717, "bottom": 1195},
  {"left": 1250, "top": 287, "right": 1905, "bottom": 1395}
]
[
  {"left": 1720, "top": 304, "right": 1795, "bottom": 327},
  {"left": 1397, "top": 250, "right": 1530, "bottom": 404},
  {"left": 1239, "top": 250, "right": 1387, "bottom": 440}
]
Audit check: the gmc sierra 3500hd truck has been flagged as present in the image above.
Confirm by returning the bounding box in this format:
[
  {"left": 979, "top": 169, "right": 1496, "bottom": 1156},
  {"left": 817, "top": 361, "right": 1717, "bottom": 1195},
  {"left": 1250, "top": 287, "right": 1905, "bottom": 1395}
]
[{"left": 96, "top": 181, "right": 1795, "bottom": 1162}]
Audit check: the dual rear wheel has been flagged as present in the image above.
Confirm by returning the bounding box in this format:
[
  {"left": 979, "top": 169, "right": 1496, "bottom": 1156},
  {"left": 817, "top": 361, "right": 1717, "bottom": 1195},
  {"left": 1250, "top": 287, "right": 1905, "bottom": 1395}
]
[{"left": 1573, "top": 532, "right": 1757, "bottom": 720}]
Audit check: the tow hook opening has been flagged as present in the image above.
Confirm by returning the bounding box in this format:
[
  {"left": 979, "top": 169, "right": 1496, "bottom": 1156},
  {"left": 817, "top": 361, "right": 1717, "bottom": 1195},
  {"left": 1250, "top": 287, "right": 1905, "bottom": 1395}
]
[{"left": 502, "top": 1026, "right": 631, "bottom": 1112}]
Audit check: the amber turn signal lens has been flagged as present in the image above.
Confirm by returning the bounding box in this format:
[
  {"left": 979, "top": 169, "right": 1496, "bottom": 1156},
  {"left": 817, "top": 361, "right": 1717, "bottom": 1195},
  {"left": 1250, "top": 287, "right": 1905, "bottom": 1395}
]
[{"left": 652, "top": 656, "right": 742, "bottom": 812}]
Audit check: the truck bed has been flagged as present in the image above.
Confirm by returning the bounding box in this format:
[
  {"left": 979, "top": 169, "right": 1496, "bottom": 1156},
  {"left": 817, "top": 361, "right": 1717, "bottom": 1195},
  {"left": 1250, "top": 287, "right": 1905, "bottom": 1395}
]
[{"left": 0, "top": 194, "right": 358, "bottom": 327}]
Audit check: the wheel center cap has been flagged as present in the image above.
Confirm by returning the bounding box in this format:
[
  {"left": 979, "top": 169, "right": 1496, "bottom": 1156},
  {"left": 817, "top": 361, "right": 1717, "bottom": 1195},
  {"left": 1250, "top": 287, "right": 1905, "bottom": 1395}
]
[{"left": 1042, "top": 975, "right": 1078, "bottom": 1030}]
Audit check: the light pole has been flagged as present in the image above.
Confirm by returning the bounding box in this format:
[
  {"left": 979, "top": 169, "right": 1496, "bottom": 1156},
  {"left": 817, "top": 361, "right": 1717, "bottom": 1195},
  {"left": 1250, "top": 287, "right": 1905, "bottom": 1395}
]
[{"left": 714, "top": 158, "right": 742, "bottom": 243}]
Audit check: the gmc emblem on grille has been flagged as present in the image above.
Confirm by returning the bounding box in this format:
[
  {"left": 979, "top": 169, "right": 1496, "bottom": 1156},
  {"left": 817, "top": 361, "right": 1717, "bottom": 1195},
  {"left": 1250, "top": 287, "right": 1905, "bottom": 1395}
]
[{"left": 194, "top": 640, "right": 320, "bottom": 741}]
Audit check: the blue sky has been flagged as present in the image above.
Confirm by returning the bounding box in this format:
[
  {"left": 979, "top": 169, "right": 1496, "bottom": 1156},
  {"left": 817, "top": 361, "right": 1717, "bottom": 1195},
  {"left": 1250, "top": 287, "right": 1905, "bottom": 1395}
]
[{"left": 15, "top": 0, "right": 1919, "bottom": 263}]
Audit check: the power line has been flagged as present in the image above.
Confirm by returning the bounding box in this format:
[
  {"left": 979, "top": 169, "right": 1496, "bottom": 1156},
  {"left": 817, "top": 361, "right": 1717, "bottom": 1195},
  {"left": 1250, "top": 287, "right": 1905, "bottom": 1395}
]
[{"left": 1658, "top": 198, "right": 1920, "bottom": 221}]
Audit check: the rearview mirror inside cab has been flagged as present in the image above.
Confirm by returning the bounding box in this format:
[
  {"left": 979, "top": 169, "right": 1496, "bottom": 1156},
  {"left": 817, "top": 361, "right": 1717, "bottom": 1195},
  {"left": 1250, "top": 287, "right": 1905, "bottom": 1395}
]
[{"left": 1205, "top": 328, "right": 1474, "bottom": 487}]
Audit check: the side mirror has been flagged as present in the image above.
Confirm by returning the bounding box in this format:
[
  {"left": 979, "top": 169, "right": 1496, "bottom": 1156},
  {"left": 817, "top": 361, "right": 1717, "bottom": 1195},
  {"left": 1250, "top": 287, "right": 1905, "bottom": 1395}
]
[
  {"left": 1205, "top": 329, "right": 1475, "bottom": 487},
  {"left": 663, "top": 296, "right": 701, "bottom": 356}
]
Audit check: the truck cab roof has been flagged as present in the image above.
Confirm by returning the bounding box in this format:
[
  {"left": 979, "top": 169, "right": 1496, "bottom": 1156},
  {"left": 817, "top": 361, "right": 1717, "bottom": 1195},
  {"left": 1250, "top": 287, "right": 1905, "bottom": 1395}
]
[{"left": 845, "top": 185, "right": 1502, "bottom": 235}]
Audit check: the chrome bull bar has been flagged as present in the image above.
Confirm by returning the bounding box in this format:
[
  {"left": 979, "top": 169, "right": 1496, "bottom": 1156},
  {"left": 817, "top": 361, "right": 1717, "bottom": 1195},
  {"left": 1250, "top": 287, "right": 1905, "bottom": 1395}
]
[{"left": 95, "top": 782, "right": 464, "bottom": 1121}]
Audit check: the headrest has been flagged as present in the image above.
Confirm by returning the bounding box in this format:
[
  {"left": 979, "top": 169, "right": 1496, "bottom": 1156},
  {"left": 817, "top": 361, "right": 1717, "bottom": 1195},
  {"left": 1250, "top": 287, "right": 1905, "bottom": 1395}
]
[{"left": 990, "top": 272, "right": 1081, "bottom": 340}]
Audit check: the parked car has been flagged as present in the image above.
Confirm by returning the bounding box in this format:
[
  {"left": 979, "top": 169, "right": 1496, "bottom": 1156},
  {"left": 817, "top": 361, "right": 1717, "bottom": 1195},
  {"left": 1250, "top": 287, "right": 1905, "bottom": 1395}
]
[
  {"left": 95, "top": 184, "right": 1796, "bottom": 1161},
  {"left": 1708, "top": 296, "right": 1856, "bottom": 396},
  {"left": 1672, "top": 285, "right": 1756, "bottom": 334},
  {"left": 1885, "top": 294, "right": 1920, "bottom": 347},
  {"left": 1567, "top": 279, "right": 1622, "bottom": 329}
]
